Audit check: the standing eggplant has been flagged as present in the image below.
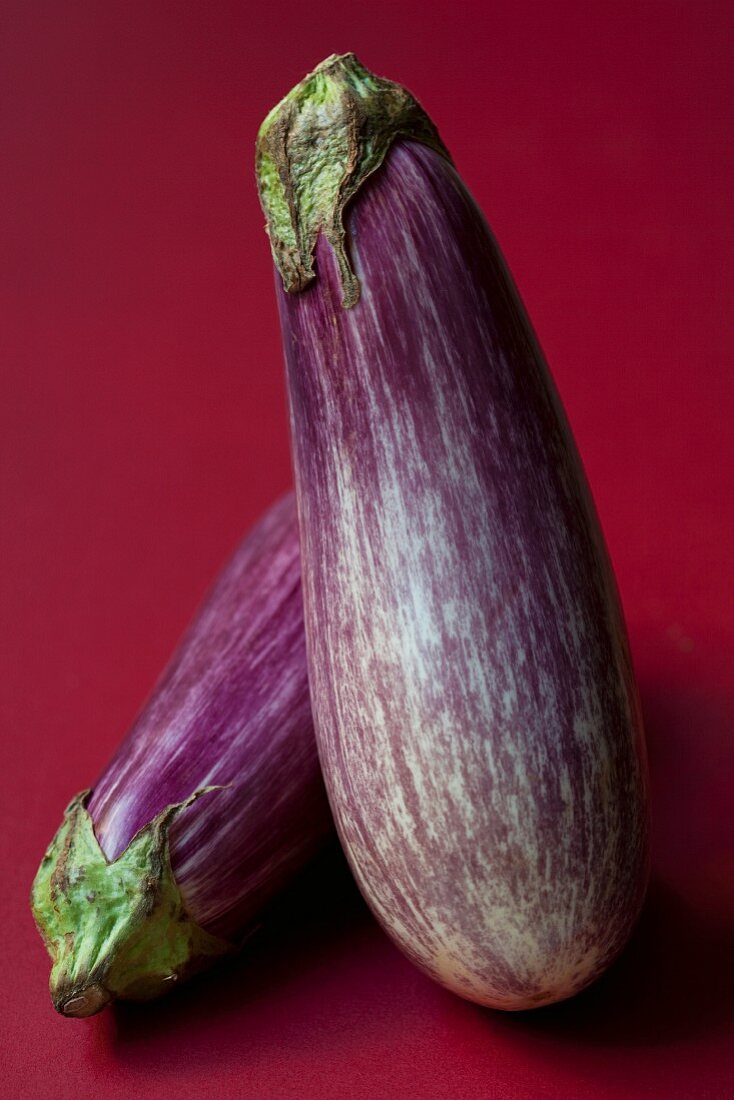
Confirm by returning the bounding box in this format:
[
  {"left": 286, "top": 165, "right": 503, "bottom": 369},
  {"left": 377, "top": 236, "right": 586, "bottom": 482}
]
[
  {"left": 32, "top": 492, "right": 332, "bottom": 1017},
  {"left": 257, "top": 54, "right": 650, "bottom": 1010}
]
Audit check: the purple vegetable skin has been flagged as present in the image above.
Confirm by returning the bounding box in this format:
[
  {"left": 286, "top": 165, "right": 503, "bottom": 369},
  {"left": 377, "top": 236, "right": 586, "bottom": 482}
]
[
  {"left": 258, "top": 55, "right": 650, "bottom": 1010},
  {"left": 32, "top": 492, "right": 331, "bottom": 1016}
]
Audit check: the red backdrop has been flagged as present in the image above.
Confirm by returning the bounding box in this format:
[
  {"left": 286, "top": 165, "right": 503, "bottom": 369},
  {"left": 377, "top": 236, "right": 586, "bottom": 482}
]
[{"left": 2, "top": 2, "right": 733, "bottom": 1096}]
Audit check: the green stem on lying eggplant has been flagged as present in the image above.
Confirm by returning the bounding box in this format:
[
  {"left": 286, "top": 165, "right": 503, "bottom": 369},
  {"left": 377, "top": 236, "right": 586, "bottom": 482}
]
[{"left": 31, "top": 789, "right": 234, "bottom": 1017}]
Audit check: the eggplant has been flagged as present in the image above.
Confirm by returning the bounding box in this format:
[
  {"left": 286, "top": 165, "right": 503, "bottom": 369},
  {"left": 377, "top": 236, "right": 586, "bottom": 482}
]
[
  {"left": 31, "top": 492, "right": 331, "bottom": 1017},
  {"left": 257, "top": 54, "right": 650, "bottom": 1010}
]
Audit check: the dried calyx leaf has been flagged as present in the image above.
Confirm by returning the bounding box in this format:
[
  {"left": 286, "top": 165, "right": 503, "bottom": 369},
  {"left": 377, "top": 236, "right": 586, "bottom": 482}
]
[
  {"left": 256, "top": 52, "right": 451, "bottom": 308},
  {"left": 31, "top": 789, "right": 234, "bottom": 1017}
]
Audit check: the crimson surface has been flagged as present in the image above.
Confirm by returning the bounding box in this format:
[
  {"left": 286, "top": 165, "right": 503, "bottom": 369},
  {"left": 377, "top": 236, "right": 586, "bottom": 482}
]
[{"left": 2, "top": 2, "right": 732, "bottom": 1097}]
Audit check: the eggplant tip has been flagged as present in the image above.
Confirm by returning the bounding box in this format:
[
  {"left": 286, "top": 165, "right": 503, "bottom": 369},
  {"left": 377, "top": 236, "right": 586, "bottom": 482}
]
[{"left": 56, "top": 983, "right": 111, "bottom": 1019}]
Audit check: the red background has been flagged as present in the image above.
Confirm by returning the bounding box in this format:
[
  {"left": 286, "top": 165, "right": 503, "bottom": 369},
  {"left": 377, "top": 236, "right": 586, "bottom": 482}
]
[{"left": 2, "top": 2, "right": 733, "bottom": 1096}]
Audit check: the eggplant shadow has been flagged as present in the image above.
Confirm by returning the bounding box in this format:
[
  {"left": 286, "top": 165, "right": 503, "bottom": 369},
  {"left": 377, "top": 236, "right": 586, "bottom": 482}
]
[{"left": 108, "top": 840, "right": 385, "bottom": 1068}]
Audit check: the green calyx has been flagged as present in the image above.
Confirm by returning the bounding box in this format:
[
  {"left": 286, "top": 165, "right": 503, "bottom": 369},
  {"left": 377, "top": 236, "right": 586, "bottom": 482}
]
[
  {"left": 31, "top": 789, "right": 234, "bottom": 1017},
  {"left": 256, "top": 52, "right": 451, "bottom": 308}
]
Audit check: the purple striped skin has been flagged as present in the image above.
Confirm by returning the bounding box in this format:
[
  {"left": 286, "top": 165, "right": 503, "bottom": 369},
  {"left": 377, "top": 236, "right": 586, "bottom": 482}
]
[
  {"left": 89, "top": 491, "right": 332, "bottom": 942},
  {"left": 275, "top": 142, "right": 650, "bottom": 1010}
]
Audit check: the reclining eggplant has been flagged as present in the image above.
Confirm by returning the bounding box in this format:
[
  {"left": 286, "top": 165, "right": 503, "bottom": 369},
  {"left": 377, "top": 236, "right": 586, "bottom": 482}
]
[{"left": 32, "top": 493, "right": 332, "bottom": 1016}]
